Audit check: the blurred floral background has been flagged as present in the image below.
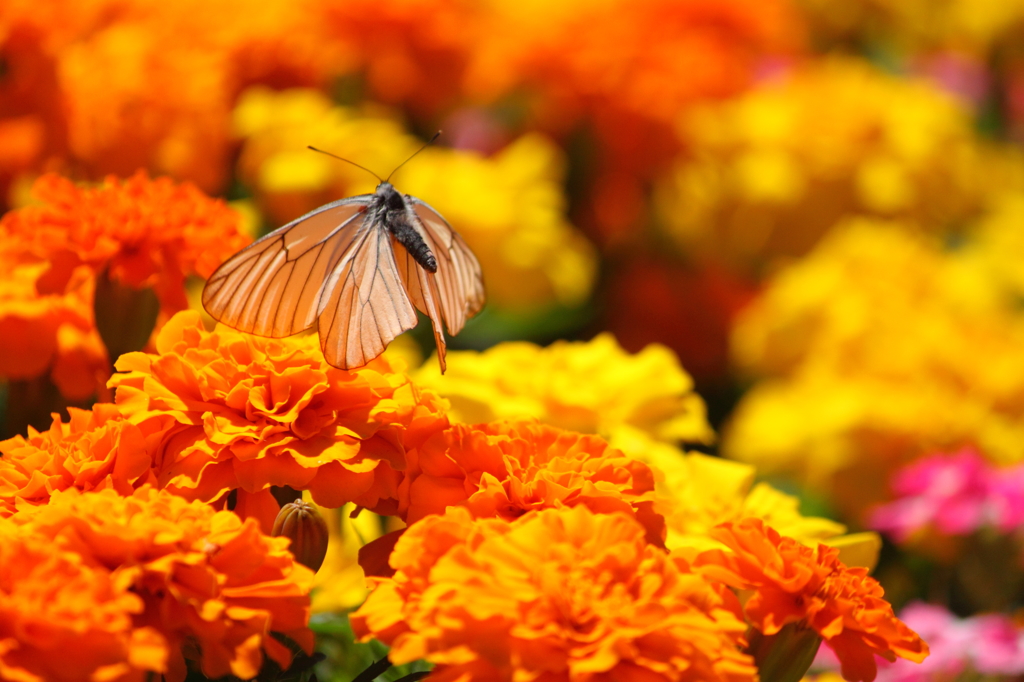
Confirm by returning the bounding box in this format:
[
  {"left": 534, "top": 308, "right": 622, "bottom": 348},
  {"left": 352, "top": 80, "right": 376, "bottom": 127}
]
[{"left": 3, "top": 0, "right": 1024, "bottom": 681}]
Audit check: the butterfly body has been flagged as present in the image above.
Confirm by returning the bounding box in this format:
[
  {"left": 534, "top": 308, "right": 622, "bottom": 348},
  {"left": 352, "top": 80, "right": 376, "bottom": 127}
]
[
  {"left": 371, "top": 182, "right": 438, "bottom": 273},
  {"left": 203, "top": 182, "right": 484, "bottom": 373}
]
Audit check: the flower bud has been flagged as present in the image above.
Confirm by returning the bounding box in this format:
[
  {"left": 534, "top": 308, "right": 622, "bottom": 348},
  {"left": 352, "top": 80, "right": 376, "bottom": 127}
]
[{"left": 272, "top": 500, "right": 329, "bottom": 572}]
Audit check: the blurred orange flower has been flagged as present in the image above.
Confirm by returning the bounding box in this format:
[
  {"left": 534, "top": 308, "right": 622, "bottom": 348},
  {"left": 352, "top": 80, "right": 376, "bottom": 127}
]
[
  {"left": 318, "top": 0, "right": 803, "bottom": 242},
  {"left": 389, "top": 419, "right": 665, "bottom": 545},
  {"left": 0, "top": 523, "right": 166, "bottom": 682},
  {"left": 351, "top": 505, "right": 757, "bottom": 682},
  {"left": 691, "top": 519, "right": 929, "bottom": 681},
  {"left": 12, "top": 487, "right": 314, "bottom": 682},
  {"left": 1, "top": 171, "right": 249, "bottom": 314},
  {"left": 0, "top": 403, "right": 166, "bottom": 517},
  {"left": 0, "top": 0, "right": 339, "bottom": 197},
  {"left": 478, "top": 0, "right": 805, "bottom": 243},
  {"left": 0, "top": 244, "right": 108, "bottom": 400},
  {"left": 109, "top": 311, "right": 449, "bottom": 519},
  {"left": 468, "top": 0, "right": 802, "bottom": 131}
]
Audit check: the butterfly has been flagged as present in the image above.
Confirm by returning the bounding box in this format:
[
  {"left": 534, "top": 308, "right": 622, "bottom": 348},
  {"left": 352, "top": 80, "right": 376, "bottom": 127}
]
[{"left": 202, "top": 140, "right": 485, "bottom": 373}]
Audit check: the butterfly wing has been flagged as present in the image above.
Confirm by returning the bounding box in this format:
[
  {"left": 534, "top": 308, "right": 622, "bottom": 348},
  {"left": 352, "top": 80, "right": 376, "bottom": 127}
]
[
  {"left": 204, "top": 190, "right": 480, "bottom": 372},
  {"left": 407, "top": 198, "right": 486, "bottom": 335},
  {"left": 317, "top": 220, "right": 419, "bottom": 369},
  {"left": 394, "top": 239, "right": 449, "bottom": 373},
  {"left": 202, "top": 197, "right": 371, "bottom": 338}
]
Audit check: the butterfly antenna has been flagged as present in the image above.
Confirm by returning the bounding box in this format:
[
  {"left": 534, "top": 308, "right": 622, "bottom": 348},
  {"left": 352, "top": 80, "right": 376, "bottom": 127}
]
[
  {"left": 307, "top": 146, "right": 384, "bottom": 183},
  {"left": 386, "top": 131, "right": 441, "bottom": 183}
]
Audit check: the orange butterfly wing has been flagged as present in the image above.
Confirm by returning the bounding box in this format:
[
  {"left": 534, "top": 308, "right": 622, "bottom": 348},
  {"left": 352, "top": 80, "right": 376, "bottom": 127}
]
[
  {"left": 408, "top": 199, "right": 485, "bottom": 333},
  {"left": 203, "top": 192, "right": 484, "bottom": 373},
  {"left": 202, "top": 199, "right": 369, "bottom": 337},
  {"left": 398, "top": 199, "right": 486, "bottom": 372},
  {"left": 317, "top": 221, "right": 419, "bottom": 369},
  {"left": 394, "top": 238, "right": 449, "bottom": 372}
]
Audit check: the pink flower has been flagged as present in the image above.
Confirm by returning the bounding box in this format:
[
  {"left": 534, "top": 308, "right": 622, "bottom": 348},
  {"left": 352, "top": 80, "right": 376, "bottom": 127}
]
[
  {"left": 813, "top": 602, "right": 1024, "bottom": 681},
  {"left": 869, "top": 449, "right": 1024, "bottom": 541},
  {"left": 985, "top": 465, "right": 1024, "bottom": 532}
]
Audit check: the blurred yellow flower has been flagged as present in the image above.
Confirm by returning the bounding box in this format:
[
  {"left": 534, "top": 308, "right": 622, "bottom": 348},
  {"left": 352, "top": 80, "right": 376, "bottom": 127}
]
[
  {"left": 309, "top": 502, "right": 386, "bottom": 613},
  {"left": 399, "top": 134, "right": 597, "bottom": 311},
  {"left": 725, "top": 218, "right": 1024, "bottom": 519},
  {"left": 234, "top": 87, "right": 597, "bottom": 312},
  {"left": 233, "top": 86, "right": 418, "bottom": 223},
  {"left": 967, "top": 189, "right": 1024, "bottom": 301},
  {"left": 413, "top": 333, "right": 714, "bottom": 446},
  {"left": 656, "top": 57, "right": 988, "bottom": 274},
  {"left": 654, "top": 450, "right": 878, "bottom": 569}
]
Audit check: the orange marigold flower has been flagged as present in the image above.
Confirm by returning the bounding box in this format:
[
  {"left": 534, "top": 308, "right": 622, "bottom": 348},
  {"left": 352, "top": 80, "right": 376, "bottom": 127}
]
[
  {"left": 691, "top": 519, "right": 929, "bottom": 682},
  {"left": 109, "top": 311, "right": 448, "bottom": 517},
  {"left": 0, "top": 243, "right": 109, "bottom": 399},
  {"left": 0, "top": 403, "right": 167, "bottom": 518},
  {"left": 0, "top": 523, "right": 166, "bottom": 682},
  {"left": 12, "top": 487, "right": 314, "bottom": 682},
  {"left": 0, "top": 171, "right": 249, "bottom": 314},
  {"left": 351, "top": 505, "right": 758, "bottom": 682},
  {"left": 0, "top": 0, "right": 339, "bottom": 198},
  {"left": 388, "top": 419, "right": 665, "bottom": 545}
]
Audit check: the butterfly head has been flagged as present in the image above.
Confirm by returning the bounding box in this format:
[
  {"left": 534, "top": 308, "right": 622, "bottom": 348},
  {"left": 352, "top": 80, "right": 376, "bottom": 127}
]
[{"left": 376, "top": 182, "right": 407, "bottom": 213}]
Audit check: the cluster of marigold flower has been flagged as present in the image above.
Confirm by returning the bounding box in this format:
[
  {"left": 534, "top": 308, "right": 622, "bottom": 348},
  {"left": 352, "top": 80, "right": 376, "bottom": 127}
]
[
  {"left": 0, "top": 172, "right": 931, "bottom": 681},
  {"left": 11, "top": 0, "right": 1024, "bottom": 680}
]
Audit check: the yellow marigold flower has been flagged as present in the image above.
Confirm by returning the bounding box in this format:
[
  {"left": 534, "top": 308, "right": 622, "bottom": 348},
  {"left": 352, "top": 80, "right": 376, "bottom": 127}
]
[
  {"left": 967, "top": 189, "right": 1024, "bottom": 301},
  {"left": 656, "top": 57, "right": 989, "bottom": 274},
  {"left": 399, "top": 134, "right": 597, "bottom": 311},
  {"left": 234, "top": 87, "right": 597, "bottom": 312},
  {"left": 351, "top": 505, "right": 758, "bottom": 682},
  {"left": 387, "top": 420, "right": 666, "bottom": 546},
  {"left": 0, "top": 524, "right": 166, "bottom": 682},
  {"left": 725, "top": 218, "right": 1024, "bottom": 518},
  {"left": 109, "top": 310, "right": 449, "bottom": 516},
  {"left": 0, "top": 403, "right": 167, "bottom": 518},
  {"left": 1, "top": 171, "right": 249, "bottom": 315},
  {"left": 691, "top": 520, "right": 929, "bottom": 682},
  {"left": 12, "top": 487, "right": 315, "bottom": 682},
  {"left": 412, "top": 333, "right": 714, "bottom": 446},
  {"left": 653, "top": 450, "right": 879, "bottom": 569},
  {"left": 233, "top": 87, "right": 418, "bottom": 224}
]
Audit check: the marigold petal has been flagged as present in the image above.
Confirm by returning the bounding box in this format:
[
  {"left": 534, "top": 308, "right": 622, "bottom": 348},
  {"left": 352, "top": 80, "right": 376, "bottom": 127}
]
[
  {"left": 354, "top": 506, "right": 755, "bottom": 682},
  {"left": 10, "top": 488, "right": 313, "bottom": 682},
  {"left": 691, "top": 519, "right": 929, "bottom": 678},
  {"left": 108, "top": 311, "right": 447, "bottom": 509}
]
